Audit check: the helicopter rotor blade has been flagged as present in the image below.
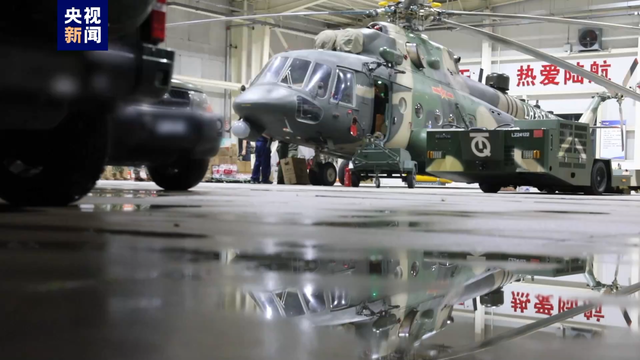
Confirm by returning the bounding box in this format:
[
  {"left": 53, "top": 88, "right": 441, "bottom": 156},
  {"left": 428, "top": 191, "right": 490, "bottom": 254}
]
[
  {"left": 439, "top": 10, "right": 640, "bottom": 33},
  {"left": 622, "top": 58, "right": 638, "bottom": 88},
  {"left": 432, "top": 281, "right": 640, "bottom": 360},
  {"left": 438, "top": 19, "right": 640, "bottom": 103},
  {"left": 166, "top": 9, "right": 380, "bottom": 27}
]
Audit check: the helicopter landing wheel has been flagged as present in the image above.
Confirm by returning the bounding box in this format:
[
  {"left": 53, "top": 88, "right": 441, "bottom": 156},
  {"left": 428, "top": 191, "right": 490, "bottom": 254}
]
[
  {"left": 374, "top": 176, "right": 381, "bottom": 188},
  {"left": 320, "top": 162, "right": 337, "bottom": 186},
  {"left": 308, "top": 167, "right": 321, "bottom": 186}
]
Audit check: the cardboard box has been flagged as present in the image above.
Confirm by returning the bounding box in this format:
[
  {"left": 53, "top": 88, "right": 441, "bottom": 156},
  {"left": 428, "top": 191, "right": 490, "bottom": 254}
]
[
  {"left": 217, "top": 147, "right": 230, "bottom": 157},
  {"left": 216, "top": 156, "right": 236, "bottom": 165},
  {"left": 281, "top": 157, "right": 309, "bottom": 185},
  {"left": 238, "top": 161, "right": 252, "bottom": 174},
  {"left": 230, "top": 143, "right": 239, "bottom": 157}
]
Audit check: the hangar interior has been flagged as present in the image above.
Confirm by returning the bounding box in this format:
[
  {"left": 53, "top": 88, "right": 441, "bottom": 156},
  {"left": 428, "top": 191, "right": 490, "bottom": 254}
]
[
  {"left": 155, "top": 0, "right": 640, "bottom": 344},
  {"left": 163, "top": 0, "right": 640, "bottom": 169}
]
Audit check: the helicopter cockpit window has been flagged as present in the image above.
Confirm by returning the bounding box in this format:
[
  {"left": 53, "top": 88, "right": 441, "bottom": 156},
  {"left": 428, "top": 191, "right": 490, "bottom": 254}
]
[
  {"left": 302, "top": 286, "right": 326, "bottom": 313},
  {"left": 331, "top": 68, "right": 355, "bottom": 106},
  {"left": 304, "top": 62, "right": 332, "bottom": 98},
  {"left": 275, "top": 290, "right": 306, "bottom": 317},
  {"left": 329, "top": 288, "right": 350, "bottom": 310},
  {"left": 249, "top": 58, "right": 271, "bottom": 86},
  {"left": 256, "top": 56, "right": 289, "bottom": 84},
  {"left": 280, "top": 58, "right": 312, "bottom": 88},
  {"left": 254, "top": 292, "right": 282, "bottom": 319}
]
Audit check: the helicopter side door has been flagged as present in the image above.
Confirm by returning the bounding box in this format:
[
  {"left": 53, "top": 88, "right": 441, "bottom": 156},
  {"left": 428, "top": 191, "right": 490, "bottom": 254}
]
[
  {"left": 330, "top": 67, "right": 363, "bottom": 136},
  {"left": 384, "top": 82, "right": 413, "bottom": 149},
  {"left": 371, "top": 77, "right": 391, "bottom": 138}
]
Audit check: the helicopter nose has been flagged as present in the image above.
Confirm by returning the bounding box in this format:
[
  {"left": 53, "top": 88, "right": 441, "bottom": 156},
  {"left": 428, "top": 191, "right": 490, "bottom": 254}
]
[{"left": 233, "top": 86, "right": 297, "bottom": 125}]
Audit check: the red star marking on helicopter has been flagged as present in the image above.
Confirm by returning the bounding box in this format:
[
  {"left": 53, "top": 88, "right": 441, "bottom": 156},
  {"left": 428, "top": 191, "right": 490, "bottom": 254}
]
[{"left": 431, "top": 86, "right": 454, "bottom": 100}]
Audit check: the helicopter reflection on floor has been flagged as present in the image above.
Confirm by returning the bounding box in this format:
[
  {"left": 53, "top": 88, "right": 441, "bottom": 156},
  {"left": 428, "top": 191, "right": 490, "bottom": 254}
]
[{"left": 228, "top": 250, "right": 606, "bottom": 359}]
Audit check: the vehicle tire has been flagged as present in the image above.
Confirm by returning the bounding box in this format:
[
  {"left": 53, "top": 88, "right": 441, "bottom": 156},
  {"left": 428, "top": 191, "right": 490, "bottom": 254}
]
[
  {"left": 479, "top": 183, "right": 501, "bottom": 193},
  {"left": 309, "top": 167, "right": 321, "bottom": 186},
  {"left": 586, "top": 161, "right": 608, "bottom": 195},
  {"left": 351, "top": 172, "right": 361, "bottom": 187},
  {"left": 338, "top": 160, "right": 349, "bottom": 185},
  {"left": 406, "top": 172, "right": 416, "bottom": 189},
  {"left": 374, "top": 177, "right": 381, "bottom": 188},
  {"left": 321, "top": 162, "right": 337, "bottom": 186},
  {"left": 0, "top": 105, "right": 110, "bottom": 206},
  {"left": 148, "top": 157, "right": 209, "bottom": 191}
]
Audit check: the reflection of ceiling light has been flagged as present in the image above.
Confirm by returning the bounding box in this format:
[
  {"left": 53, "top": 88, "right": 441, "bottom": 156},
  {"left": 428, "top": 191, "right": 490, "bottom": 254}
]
[
  {"left": 79, "top": 204, "right": 94, "bottom": 212},
  {"left": 304, "top": 285, "right": 313, "bottom": 297},
  {"left": 265, "top": 306, "right": 273, "bottom": 319}
]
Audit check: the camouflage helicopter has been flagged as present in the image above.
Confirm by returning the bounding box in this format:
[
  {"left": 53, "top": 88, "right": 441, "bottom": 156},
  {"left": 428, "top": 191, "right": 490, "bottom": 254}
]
[
  {"left": 230, "top": 250, "right": 640, "bottom": 359},
  {"left": 169, "top": 0, "right": 640, "bottom": 187}
]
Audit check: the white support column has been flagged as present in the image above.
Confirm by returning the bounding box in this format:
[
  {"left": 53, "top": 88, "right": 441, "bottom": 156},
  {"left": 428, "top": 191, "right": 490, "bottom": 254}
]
[
  {"left": 240, "top": 1, "right": 249, "bottom": 85},
  {"left": 262, "top": 27, "right": 271, "bottom": 65},
  {"left": 229, "top": 26, "right": 244, "bottom": 145},
  {"left": 634, "top": 22, "right": 640, "bottom": 168},
  {"left": 480, "top": 9, "right": 492, "bottom": 84},
  {"left": 251, "top": 26, "right": 265, "bottom": 80},
  {"left": 474, "top": 297, "right": 485, "bottom": 341},
  {"left": 596, "top": 103, "right": 604, "bottom": 158}
]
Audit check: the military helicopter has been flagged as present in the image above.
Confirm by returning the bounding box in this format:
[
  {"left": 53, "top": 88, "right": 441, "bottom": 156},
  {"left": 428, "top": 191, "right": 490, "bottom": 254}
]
[
  {"left": 230, "top": 250, "right": 640, "bottom": 359},
  {"left": 169, "top": 0, "right": 640, "bottom": 187}
]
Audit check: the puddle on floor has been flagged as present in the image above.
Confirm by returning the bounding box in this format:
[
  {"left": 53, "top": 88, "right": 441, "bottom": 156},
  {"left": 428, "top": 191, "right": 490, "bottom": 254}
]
[
  {"left": 2, "top": 187, "right": 640, "bottom": 360},
  {"left": 77, "top": 204, "right": 202, "bottom": 212}
]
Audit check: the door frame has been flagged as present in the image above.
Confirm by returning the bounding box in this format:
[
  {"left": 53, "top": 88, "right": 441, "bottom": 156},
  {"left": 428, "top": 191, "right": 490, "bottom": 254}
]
[{"left": 372, "top": 76, "right": 392, "bottom": 139}]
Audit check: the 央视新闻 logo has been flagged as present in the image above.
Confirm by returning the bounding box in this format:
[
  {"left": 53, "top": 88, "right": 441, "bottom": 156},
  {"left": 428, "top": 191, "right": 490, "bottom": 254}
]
[{"left": 57, "top": 0, "right": 108, "bottom": 51}]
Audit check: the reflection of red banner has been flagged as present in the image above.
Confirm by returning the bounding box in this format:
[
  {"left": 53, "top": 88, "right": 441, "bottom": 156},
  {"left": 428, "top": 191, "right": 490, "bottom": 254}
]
[{"left": 457, "top": 289, "right": 609, "bottom": 324}]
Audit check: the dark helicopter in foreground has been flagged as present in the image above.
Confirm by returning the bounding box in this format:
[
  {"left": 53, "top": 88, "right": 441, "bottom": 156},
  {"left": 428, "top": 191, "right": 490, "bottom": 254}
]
[
  {"left": 230, "top": 250, "right": 639, "bottom": 359},
  {"left": 169, "top": 0, "right": 640, "bottom": 186}
]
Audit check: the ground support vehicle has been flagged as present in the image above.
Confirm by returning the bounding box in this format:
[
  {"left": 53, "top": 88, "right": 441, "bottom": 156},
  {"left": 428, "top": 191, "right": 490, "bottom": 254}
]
[
  {"left": 108, "top": 79, "right": 223, "bottom": 191},
  {"left": 350, "top": 136, "right": 418, "bottom": 189},
  {"left": 0, "top": 0, "right": 175, "bottom": 206},
  {"left": 422, "top": 119, "right": 637, "bottom": 195}
]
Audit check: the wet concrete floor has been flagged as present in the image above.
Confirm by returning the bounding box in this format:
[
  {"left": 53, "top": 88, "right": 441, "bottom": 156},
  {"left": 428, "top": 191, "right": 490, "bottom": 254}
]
[{"left": 1, "top": 181, "right": 639, "bottom": 359}]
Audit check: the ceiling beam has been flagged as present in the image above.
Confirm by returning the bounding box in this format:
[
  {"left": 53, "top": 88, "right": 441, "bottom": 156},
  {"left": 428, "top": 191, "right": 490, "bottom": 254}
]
[{"left": 267, "top": 0, "right": 333, "bottom": 13}]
